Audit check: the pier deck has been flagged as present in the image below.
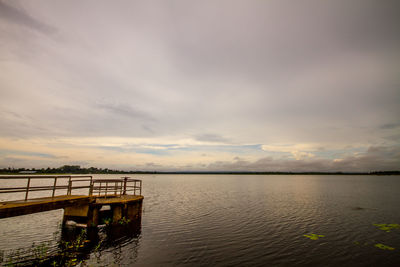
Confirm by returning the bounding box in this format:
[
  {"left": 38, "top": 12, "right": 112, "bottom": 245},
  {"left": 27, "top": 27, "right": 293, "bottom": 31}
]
[
  {"left": 0, "top": 195, "right": 92, "bottom": 218},
  {"left": 0, "top": 176, "right": 143, "bottom": 226}
]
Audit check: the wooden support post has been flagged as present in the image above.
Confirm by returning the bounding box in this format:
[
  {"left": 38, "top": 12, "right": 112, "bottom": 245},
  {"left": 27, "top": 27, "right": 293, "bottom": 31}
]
[
  {"left": 113, "top": 205, "right": 122, "bottom": 223},
  {"left": 92, "top": 207, "right": 99, "bottom": 227},
  {"left": 87, "top": 207, "right": 99, "bottom": 227},
  {"left": 127, "top": 202, "right": 140, "bottom": 220},
  {"left": 25, "top": 178, "right": 31, "bottom": 201}
]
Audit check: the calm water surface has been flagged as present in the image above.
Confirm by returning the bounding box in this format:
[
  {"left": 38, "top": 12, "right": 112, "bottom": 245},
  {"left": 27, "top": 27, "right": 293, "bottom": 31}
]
[{"left": 0, "top": 174, "right": 400, "bottom": 266}]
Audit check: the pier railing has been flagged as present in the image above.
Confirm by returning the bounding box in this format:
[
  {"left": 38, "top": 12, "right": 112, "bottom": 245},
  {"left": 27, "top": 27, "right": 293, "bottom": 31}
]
[
  {"left": 91, "top": 177, "right": 142, "bottom": 197},
  {"left": 0, "top": 176, "right": 142, "bottom": 201}
]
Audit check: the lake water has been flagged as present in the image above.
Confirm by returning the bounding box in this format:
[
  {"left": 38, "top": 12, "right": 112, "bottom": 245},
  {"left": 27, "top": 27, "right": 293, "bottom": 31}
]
[{"left": 0, "top": 174, "right": 400, "bottom": 266}]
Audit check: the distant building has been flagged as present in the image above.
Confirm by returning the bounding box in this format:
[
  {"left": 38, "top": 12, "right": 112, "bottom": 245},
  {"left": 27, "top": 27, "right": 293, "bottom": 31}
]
[{"left": 19, "top": 171, "right": 37, "bottom": 174}]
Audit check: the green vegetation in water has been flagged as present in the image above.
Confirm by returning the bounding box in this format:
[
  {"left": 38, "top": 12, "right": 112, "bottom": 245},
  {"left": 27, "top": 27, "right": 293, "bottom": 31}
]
[
  {"left": 1, "top": 219, "right": 142, "bottom": 266},
  {"left": 118, "top": 217, "right": 131, "bottom": 225},
  {"left": 102, "top": 217, "right": 112, "bottom": 226},
  {"left": 373, "top": 224, "right": 400, "bottom": 232},
  {"left": 0, "top": 229, "right": 88, "bottom": 267},
  {"left": 303, "top": 234, "right": 325, "bottom": 240},
  {"left": 374, "top": 243, "right": 395, "bottom": 251},
  {"left": 0, "top": 241, "right": 50, "bottom": 266},
  {"left": 102, "top": 216, "right": 131, "bottom": 226}
]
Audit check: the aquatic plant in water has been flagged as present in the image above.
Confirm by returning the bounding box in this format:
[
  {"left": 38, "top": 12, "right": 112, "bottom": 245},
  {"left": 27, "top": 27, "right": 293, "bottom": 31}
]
[
  {"left": 374, "top": 243, "right": 395, "bottom": 250},
  {"left": 118, "top": 216, "right": 131, "bottom": 225},
  {"left": 303, "top": 234, "right": 325, "bottom": 240},
  {"left": 373, "top": 224, "right": 400, "bottom": 232}
]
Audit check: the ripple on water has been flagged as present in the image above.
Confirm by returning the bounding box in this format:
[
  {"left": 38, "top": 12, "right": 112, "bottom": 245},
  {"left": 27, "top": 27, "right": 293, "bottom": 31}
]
[{"left": 2, "top": 174, "right": 400, "bottom": 266}]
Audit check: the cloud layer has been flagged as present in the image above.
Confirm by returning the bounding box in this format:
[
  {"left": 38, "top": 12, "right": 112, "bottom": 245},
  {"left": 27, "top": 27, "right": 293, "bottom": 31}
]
[{"left": 0, "top": 0, "right": 399, "bottom": 171}]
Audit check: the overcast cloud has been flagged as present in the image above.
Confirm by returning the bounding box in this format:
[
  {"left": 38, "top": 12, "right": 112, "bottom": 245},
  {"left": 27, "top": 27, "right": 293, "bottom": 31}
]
[{"left": 0, "top": 0, "right": 399, "bottom": 171}]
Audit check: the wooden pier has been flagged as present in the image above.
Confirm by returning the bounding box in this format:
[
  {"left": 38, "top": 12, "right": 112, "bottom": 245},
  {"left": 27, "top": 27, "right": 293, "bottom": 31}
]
[{"left": 0, "top": 175, "right": 143, "bottom": 227}]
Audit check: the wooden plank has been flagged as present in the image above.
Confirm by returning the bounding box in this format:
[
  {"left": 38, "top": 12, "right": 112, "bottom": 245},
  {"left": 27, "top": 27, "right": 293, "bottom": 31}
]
[
  {"left": 93, "top": 195, "right": 143, "bottom": 205},
  {"left": 64, "top": 204, "right": 89, "bottom": 217},
  {"left": 0, "top": 195, "right": 93, "bottom": 218}
]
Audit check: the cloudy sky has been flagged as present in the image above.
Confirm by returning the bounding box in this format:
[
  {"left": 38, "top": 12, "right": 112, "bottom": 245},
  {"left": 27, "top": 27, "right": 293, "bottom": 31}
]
[{"left": 0, "top": 0, "right": 399, "bottom": 172}]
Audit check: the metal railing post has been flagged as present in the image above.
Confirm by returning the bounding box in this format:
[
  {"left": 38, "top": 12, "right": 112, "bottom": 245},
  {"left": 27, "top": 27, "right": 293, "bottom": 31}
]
[
  {"left": 123, "top": 177, "right": 128, "bottom": 195},
  {"left": 89, "top": 176, "right": 93, "bottom": 196},
  {"left": 0, "top": 176, "right": 140, "bottom": 202},
  {"left": 52, "top": 177, "right": 57, "bottom": 198},
  {"left": 25, "top": 178, "right": 31, "bottom": 201},
  {"left": 134, "top": 180, "right": 137, "bottom": 195},
  {"left": 0, "top": 175, "right": 94, "bottom": 201},
  {"left": 89, "top": 182, "right": 93, "bottom": 196},
  {"left": 67, "top": 176, "right": 72, "bottom": 195}
]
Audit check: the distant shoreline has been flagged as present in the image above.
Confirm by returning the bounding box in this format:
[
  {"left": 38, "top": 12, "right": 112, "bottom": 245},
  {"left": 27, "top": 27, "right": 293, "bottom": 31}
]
[
  {"left": 1, "top": 165, "right": 399, "bottom": 175},
  {"left": 0, "top": 169, "right": 399, "bottom": 176}
]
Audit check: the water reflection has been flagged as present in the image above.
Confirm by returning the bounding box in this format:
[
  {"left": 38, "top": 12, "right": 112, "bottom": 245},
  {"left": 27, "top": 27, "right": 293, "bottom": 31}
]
[
  {"left": 2, "top": 219, "right": 141, "bottom": 266},
  {"left": 2, "top": 175, "right": 400, "bottom": 266}
]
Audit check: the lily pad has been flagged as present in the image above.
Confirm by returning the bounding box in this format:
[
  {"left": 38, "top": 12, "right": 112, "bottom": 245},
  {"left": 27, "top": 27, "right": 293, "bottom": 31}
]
[
  {"left": 304, "top": 234, "right": 325, "bottom": 240},
  {"left": 373, "top": 224, "right": 400, "bottom": 232},
  {"left": 374, "top": 243, "right": 395, "bottom": 250}
]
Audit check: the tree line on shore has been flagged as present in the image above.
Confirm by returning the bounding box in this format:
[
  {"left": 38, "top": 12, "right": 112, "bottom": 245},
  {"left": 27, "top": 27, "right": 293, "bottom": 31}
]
[
  {"left": 0, "top": 165, "right": 149, "bottom": 174},
  {"left": 0, "top": 165, "right": 399, "bottom": 175}
]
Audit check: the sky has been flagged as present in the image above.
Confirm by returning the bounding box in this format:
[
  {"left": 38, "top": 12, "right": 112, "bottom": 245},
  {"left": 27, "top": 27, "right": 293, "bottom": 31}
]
[{"left": 0, "top": 0, "right": 399, "bottom": 172}]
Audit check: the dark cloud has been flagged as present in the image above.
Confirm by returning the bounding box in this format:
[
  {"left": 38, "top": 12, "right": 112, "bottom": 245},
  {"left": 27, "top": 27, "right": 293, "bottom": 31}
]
[
  {"left": 96, "top": 101, "right": 155, "bottom": 122},
  {"left": 384, "top": 133, "right": 400, "bottom": 142},
  {"left": 0, "top": 149, "right": 60, "bottom": 159},
  {"left": 166, "top": 1, "right": 400, "bottom": 79},
  {"left": 0, "top": 0, "right": 56, "bottom": 35},
  {"left": 0, "top": 109, "right": 52, "bottom": 138},
  {"left": 332, "top": 146, "right": 400, "bottom": 171},
  {"left": 194, "top": 134, "right": 229, "bottom": 143},
  {"left": 380, "top": 123, "right": 400, "bottom": 130},
  {"left": 205, "top": 146, "right": 400, "bottom": 172}
]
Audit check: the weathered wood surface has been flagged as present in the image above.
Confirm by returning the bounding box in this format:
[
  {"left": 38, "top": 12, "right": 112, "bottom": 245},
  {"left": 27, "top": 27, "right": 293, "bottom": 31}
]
[
  {"left": 0, "top": 195, "right": 93, "bottom": 218},
  {"left": 0, "top": 195, "right": 144, "bottom": 219},
  {"left": 93, "top": 195, "right": 144, "bottom": 205}
]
